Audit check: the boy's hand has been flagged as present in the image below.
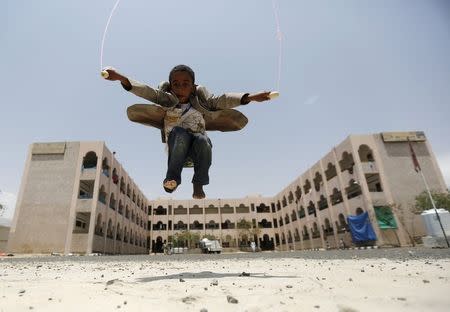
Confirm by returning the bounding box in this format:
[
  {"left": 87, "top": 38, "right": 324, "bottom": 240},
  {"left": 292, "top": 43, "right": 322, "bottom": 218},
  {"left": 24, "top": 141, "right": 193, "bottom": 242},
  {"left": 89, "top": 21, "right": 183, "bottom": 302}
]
[
  {"left": 247, "top": 92, "right": 271, "bottom": 102},
  {"left": 103, "top": 68, "right": 121, "bottom": 81},
  {"left": 103, "top": 67, "right": 132, "bottom": 90}
]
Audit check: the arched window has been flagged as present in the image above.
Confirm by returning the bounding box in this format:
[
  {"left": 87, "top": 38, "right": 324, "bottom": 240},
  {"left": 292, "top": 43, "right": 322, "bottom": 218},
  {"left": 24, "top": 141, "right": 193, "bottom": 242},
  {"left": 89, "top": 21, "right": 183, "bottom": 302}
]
[
  {"left": 291, "top": 210, "right": 297, "bottom": 222},
  {"left": 112, "top": 168, "right": 119, "bottom": 184},
  {"left": 312, "top": 222, "right": 320, "bottom": 238},
  {"left": 109, "top": 193, "right": 116, "bottom": 210},
  {"left": 120, "top": 177, "right": 125, "bottom": 194},
  {"left": 339, "top": 152, "right": 355, "bottom": 173},
  {"left": 303, "top": 225, "right": 309, "bottom": 239},
  {"left": 98, "top": 185, "right": 107, "bottom": 205},
  {"left": 82, "top": 151, "right": 97, "bottom": 169},
  {"left": 330, "top": 188, "right": 343, "bottom": 205},
  {"left": 318, "top": 194, "right": 328, "bottom": 210},
  {"left": 124, "top": 227, "right": 128, "bottom": 242},
  {"left": 102, "top": 157, "right": 110, "bottom": 177},
  {"left": 358, "top": 144, "right": 375, "bottom": 162},
  {"left": 116, "top": 222, "right": 121, "bottom": 241},
  {"left": 298, "top": 206, "right": 306, "bottom": 219},
  {"left": 95, "top": 213, "right": 103, "bottom": 236},
  {"left": 287, "top": 230, "right": 293, "bottom": 243},
  {"left": 325, "top": 162, "right": 337, "bottom": 180},
  {"left": 288, "top": 192, "right": 294, "bottom": 204},
  {"left": 313, "top": 172, "right": 323, "bottom": 192},
  {"left": 176, "top": 221, "right": 186, "bottom": 230},
  {"left": 307, "top": 201, "right": 316, "bottom": 217},
  {"left": 256, "top": 203, "right": 270, "bottom": 213},
  {"left": 294, "top": 228, "right": 300, "bottom": 241},
  {"left": 346, "top": 179, "right": 362, "bottom": 199},
  {"left": 295, "top": 185, "right": 302, "bottom": 200},
  {"left": 107, "top": 219, "right": 113, "bottom": 239},
  {"left": 303, "top": 179, "right": 312, "bottom": 194}
]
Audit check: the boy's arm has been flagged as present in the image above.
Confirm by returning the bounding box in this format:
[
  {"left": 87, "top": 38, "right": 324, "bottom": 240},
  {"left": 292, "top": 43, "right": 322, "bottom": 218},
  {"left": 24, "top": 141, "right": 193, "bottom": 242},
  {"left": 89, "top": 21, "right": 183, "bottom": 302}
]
[
  {"left": 104, "top": 68, "right": 178, "bottom": 107},
  {"left": 197, "top": 86, "right": 271, "bottom": 110}
]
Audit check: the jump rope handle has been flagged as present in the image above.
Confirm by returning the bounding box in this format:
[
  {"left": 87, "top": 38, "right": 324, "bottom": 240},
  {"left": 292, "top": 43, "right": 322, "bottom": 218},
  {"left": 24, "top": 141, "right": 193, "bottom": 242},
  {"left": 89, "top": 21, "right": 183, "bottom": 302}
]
[
  {"left": 269, "top": 91, "right": 280, "bottom": 99},
  {"left": 100, "top": 66, "right": 113, "bottom": 79}
]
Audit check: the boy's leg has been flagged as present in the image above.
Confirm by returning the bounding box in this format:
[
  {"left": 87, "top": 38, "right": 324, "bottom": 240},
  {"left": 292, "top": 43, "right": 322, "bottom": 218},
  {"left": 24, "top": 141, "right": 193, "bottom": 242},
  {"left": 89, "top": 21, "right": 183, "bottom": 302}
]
[
  {"left": 165, "top": 127, "right": 192, "bottom": 192},
  {"left": 189, "top": 133, "right": 212, "bottom": 198}
]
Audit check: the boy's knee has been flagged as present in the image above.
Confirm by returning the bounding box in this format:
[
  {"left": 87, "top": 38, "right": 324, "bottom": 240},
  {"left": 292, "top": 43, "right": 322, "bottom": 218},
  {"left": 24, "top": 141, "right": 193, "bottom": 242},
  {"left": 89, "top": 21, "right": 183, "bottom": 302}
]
[{"left": 193, "top": 135, "right": 211, "bottom": 151}]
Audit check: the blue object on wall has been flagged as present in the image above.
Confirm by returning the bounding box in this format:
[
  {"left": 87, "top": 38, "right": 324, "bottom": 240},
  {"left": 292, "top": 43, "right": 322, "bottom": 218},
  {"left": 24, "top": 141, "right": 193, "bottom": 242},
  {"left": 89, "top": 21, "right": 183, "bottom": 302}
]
[{"left": 347, "top": 212, "right": 377, "bottom": 242}]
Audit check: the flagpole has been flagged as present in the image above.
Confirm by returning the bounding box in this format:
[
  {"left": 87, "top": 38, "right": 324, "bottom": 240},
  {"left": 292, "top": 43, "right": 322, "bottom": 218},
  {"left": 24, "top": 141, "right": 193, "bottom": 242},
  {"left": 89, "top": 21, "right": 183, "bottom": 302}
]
[
  {"left": 418, "top": 169, "right": 450, "bottom": 247},
  {"left": 408, "top": 138, "right": 449, "bottom": 247}
]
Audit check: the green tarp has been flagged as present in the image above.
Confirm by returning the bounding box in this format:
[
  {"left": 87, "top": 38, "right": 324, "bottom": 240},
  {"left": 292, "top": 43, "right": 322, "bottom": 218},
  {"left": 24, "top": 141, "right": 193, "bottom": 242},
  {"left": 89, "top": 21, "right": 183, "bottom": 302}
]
[{"left": 374, "top": 206, "right": 398, "bottom": 229}]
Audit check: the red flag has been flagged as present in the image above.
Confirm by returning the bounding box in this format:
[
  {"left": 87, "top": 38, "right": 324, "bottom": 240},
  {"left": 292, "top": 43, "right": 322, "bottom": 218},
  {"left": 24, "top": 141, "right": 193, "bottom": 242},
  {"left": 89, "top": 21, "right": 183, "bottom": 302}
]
[{"left": 408, "top": 139, "right": 421, "bottom": 172}]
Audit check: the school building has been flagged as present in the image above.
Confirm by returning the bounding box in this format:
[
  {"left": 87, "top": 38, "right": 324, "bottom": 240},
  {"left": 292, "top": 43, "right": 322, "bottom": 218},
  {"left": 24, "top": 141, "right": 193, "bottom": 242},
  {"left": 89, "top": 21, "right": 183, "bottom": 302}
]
[{"left": 6, "top": 131, "right": 448, "bottom": 254}]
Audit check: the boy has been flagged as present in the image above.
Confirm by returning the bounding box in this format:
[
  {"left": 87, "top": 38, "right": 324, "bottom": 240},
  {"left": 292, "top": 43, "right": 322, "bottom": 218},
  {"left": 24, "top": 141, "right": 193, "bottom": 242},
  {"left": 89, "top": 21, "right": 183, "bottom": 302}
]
[{"left": 104, "top": 65, "right": 271, "bottom": 199}]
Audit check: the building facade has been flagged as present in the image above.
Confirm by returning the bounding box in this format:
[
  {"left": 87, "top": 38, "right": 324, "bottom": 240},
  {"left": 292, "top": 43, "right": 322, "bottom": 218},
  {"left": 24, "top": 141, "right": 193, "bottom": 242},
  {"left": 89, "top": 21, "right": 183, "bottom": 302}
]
[
  {"left": 149, "top": 131, "right": 447, "bottom": 251},
  {"left": 7, "top": 131, "right": 448, "bottom": 254},
  {"left": 7, "top": 142, "right": 149, "bottom": 254}
]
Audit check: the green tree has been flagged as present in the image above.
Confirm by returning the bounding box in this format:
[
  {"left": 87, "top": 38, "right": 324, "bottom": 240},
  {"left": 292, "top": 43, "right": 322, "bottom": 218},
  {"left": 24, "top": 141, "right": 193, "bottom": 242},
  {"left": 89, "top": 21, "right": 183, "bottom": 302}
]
[
  {"left": 236, "top": 218, "right": 252, "bottom": 230},
  {"left": 415, "top": 191, "right": 450, "bottom": 213},
  {"left": 173, "top": 230, "right": 201, "bottom": 248},
  {"left": 236, "top": 218, "right": 261, "bottom": 245}
]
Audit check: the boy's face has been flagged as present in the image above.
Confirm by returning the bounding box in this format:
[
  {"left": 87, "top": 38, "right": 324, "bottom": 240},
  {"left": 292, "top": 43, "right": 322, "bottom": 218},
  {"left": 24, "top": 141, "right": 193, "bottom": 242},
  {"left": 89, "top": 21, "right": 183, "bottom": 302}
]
[{"left": 170, "top": 71, "right": 194, "bottom": 103}]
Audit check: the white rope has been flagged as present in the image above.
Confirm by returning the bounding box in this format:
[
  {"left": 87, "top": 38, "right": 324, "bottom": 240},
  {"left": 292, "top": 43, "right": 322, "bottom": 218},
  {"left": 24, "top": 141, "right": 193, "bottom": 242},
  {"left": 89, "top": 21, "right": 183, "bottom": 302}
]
[
  {"left": 100, "top": 0, "right": 122, "bottom": 71},
  {"left": 100, "top": 0, "right": 283, "bottom": 91},
  {"left": 272, "top": 0, "right": 283, "bottom": 91}
]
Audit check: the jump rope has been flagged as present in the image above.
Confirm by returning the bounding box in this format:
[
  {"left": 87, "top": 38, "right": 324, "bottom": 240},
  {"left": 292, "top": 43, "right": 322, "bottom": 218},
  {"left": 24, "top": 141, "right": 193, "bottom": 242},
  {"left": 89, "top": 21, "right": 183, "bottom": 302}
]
[{"left": 100, "top": 0, "right": 282, "bottom": 99}]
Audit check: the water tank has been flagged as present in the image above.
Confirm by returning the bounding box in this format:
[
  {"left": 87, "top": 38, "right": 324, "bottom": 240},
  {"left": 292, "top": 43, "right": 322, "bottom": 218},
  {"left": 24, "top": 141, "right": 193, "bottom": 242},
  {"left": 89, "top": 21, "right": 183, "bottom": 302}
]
[{"left": 421, "top": 209, "right": 450, "bottom": 237}]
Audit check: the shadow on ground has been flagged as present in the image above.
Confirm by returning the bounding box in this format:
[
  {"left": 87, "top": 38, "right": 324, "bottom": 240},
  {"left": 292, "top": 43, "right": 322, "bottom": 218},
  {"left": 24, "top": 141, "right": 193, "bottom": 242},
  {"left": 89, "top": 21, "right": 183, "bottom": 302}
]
[{"left": 135, "top": 271, "right": 297, "bottom": 283}]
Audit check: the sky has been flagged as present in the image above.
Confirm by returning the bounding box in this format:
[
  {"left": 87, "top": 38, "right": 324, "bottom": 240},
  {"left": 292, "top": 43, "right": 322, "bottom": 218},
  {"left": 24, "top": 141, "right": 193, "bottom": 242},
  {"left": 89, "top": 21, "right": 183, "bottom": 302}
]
[{"left": 1, "top": 0, "right": 450, "bottom": 220}]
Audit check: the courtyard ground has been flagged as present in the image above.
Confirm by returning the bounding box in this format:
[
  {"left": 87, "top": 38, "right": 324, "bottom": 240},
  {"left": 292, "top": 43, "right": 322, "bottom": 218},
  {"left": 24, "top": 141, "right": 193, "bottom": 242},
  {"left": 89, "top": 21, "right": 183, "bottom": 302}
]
[{"left": 1, "top": 247, "right": 449, "bottom": 312}]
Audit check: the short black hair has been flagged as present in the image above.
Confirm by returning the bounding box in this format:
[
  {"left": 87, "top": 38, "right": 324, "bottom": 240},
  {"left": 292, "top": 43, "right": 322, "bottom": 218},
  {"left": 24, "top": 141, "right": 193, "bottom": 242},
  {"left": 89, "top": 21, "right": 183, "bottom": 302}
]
[{"left": 169, "top": 64, "right": 195, "bottom": 84}]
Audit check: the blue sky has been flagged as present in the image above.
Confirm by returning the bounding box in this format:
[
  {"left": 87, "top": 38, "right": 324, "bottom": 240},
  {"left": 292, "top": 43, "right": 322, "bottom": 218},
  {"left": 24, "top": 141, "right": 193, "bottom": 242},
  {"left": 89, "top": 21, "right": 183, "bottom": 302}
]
[{"left": 1, "top": 0, "right": 450, "bottom": 219}]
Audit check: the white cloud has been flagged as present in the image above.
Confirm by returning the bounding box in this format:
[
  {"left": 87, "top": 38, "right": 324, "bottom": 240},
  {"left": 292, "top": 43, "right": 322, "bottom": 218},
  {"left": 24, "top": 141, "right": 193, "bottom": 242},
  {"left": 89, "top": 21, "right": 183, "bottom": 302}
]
[
  {"left": 436, "top": 153, "right": 450, "bottom": 188},
  {"left": 0, "top": 190, "right": 17, "bottom": 220}
]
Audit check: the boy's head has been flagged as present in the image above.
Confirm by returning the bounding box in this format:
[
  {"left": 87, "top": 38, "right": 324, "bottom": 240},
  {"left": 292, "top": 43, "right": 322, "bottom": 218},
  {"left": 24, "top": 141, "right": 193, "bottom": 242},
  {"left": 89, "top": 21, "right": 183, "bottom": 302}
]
[{"left": 169, "top": 65, "right": 195, "bottom": 103}]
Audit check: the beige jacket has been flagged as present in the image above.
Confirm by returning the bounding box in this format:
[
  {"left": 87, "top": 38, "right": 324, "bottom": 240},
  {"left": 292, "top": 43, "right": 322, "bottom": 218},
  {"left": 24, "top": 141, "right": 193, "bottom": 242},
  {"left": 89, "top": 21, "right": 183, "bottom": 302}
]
[{"left": 125, "top": 79, "right": 249, "bottom": 142}]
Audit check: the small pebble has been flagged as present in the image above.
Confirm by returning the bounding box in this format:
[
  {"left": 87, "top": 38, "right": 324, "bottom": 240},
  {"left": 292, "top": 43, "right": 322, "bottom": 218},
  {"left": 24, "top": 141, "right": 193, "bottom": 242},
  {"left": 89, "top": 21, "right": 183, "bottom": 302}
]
[{"left": 227, "top": 295, "right": 238, "bottom": 304}]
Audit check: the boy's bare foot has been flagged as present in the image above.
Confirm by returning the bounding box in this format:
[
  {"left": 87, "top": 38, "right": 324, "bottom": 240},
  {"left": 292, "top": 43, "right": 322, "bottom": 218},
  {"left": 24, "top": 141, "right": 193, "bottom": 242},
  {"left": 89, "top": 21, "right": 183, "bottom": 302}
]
[
  {"left": 192, "top": 183, "right": 205, "bottom": 199},
  {"left": 163, "top": 179, "right": 178, "bottom": 193}
]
